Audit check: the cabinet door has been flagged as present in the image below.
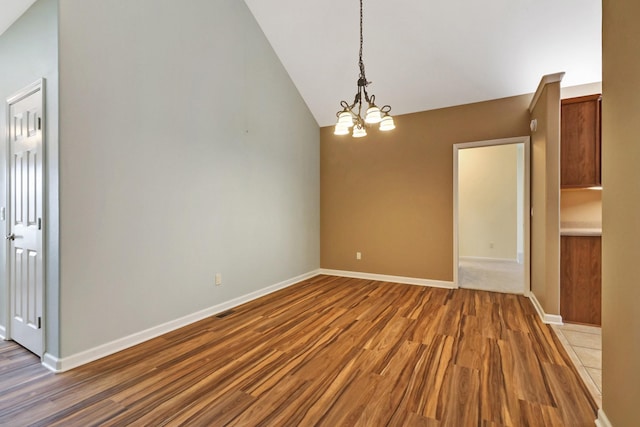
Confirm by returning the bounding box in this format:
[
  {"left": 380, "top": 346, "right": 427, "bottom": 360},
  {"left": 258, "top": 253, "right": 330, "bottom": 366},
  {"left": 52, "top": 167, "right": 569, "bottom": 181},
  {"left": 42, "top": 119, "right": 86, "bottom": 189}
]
[
  {"left": 560, "top": 236, "right": 602, "bottom": 325},
  {"left": 561, "top": 95, "right": 601, "bottom": 188}
]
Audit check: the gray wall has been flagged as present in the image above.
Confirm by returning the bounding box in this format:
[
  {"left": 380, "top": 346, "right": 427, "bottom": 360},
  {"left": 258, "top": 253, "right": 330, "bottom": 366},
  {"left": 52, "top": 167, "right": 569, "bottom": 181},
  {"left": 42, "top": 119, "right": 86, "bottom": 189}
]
[
  {"left": 58, "top": 0, "right": 319, "bottom": 357},
  {"left": 0, "top": 0, "right": 60, "bottom": 357}
]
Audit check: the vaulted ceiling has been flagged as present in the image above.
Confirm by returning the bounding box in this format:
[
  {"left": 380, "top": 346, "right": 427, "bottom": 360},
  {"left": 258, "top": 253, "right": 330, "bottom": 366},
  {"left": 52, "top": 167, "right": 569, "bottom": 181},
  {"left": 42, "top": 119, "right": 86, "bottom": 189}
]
[
  {"left": 0, "top": 0, "right": 38, "bottom": 35},
  {"left": 245, "top": 0, "right": 602, "bottom": 126},
  {"left": 2, "top": 1, "right": 602, "bottom": 127}
]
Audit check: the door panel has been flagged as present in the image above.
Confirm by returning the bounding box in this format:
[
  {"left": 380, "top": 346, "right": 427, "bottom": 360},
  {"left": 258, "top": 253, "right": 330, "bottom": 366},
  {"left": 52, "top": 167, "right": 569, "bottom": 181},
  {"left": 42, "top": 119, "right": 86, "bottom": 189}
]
[{"left": 7, "top": 81, "right": 44, "bottom": 356}]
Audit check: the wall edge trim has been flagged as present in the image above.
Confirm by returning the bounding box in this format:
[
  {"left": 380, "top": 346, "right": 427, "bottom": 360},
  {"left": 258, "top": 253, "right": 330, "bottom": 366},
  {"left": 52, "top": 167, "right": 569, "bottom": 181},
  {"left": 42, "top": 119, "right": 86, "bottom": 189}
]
[
  {"left": 319, "top": 269, "right": 456, "bottom": 289},
  {"left": 459, "top": 256, "right": 519, "bottom": 263},
  {"left": 529, "top": 72, "right": 565, "bottom": 113},
  {"left": 41, "top": 269, "right": 322, "bottom": 373},
  {"left": 595, "top": 409, "right": 612, "bottom": 427},
  {"left": 529, "top": 292, "right": 563, "bottom": 325}
]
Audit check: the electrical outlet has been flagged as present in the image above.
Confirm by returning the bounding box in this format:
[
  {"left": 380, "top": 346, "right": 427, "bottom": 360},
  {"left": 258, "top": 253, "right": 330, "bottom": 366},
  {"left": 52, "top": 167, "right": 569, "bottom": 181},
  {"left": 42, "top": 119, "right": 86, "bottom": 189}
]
[
  {"left": 356, "top": 252, "right": 362, "bottom": 260},
  {"left": 215, "top": 273, "right": 222, "bottom": 286}
]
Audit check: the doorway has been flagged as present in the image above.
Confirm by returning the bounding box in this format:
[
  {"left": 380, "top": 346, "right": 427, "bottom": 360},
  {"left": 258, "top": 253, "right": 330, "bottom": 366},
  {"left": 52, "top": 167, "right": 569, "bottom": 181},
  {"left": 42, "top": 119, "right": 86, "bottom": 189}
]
[
  {"left": 4, "top": 79, "right": 46, "bottom": 357},
  {"left": 453, "top": 136, "right": 530, "bottom": 295}
]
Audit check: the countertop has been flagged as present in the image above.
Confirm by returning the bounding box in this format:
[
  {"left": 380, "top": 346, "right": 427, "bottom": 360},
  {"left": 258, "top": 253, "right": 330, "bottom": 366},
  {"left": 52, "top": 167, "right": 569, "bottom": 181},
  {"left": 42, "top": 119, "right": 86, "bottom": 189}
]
[
  {"left": 560, "top": 228, "right": 602, "bottom": 236},
  {"left": 560, "top": 221, "right": 601, "bottom": 236}
]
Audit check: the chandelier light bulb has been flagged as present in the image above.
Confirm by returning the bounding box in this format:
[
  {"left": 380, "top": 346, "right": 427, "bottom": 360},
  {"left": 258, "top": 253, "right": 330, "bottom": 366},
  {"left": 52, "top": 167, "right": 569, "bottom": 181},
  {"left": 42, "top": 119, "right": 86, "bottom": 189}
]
[
  {"left": 379, "top": 115, "right": 396, "bottom": 131},
  {"left": 337, "top": 111, "right": 355, "bottom": 127},
  {"left": 365, "top": 104, "right": 382, "bottom": 124},
  {"left": 334, "top": 124, "right": 350, "bottom": 135},
  {"left": 352, "top": 125, "right": 367, "bottom": 138}
]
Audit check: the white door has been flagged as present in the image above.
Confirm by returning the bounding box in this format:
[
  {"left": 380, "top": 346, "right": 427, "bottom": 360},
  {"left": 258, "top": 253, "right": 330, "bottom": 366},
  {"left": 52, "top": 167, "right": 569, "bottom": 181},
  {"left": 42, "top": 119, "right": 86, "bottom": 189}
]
[{"left": 6, "top": 80, "right": 45, "bottom": 356}]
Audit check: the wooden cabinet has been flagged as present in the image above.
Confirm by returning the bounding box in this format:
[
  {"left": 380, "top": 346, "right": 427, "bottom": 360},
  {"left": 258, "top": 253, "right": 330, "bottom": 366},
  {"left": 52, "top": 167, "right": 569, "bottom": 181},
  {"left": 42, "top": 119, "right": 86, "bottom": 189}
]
[
  {"left": 560, "top": 235, "right": 601, "bottom": 325},
  {"left": 561, "top": 94, "right": 602, "bottom": 188}
]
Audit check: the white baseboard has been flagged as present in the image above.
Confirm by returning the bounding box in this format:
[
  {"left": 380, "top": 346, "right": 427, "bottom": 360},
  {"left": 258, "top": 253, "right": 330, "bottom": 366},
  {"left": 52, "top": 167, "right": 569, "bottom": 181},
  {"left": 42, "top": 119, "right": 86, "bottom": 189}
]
[
  {"left": 460, "top": 256, "right": 519, "bottom": 263},
  {"left": 319, "top": 269, "right": 456, "bottom": 289},
  {"left": 595, "top": 409, "right": 612, "bottom": 427},
  {"left": 42, "top": 269, "right": 321, "bottom": 373},
  {"left": 0, "top": 325, "right": 6, "bottom": 340},
  {"left": 528, "top": 292, "right": 563, "bottom": 325},
  {"left": 42, "top": 352, "right": 60, "bottom": 371}
]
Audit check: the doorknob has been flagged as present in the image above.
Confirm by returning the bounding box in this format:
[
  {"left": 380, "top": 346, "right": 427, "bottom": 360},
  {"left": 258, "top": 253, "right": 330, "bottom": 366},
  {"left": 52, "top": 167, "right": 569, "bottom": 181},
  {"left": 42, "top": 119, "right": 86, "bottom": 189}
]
[{"left": 6, "top": 233, "right": 15, "bottom": 241}]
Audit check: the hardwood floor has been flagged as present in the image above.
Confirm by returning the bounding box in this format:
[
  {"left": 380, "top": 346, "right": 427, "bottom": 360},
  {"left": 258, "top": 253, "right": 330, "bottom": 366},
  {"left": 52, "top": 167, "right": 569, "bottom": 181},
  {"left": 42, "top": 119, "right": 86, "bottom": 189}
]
[{"left": 0, "top": 275, "right": 597, "bottom": 426}]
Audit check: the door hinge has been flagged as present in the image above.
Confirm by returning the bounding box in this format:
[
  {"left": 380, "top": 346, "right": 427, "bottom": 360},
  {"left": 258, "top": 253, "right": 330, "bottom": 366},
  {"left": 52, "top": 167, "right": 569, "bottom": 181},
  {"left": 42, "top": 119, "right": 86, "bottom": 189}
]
[
  {"left": 38, "top": 117, "right": 42, "bottom": 130},
  {"left": 37, "top": 317, "right": 42, "bottom": 329},
  {"left": 38, "top": 218, "right": 42, "bottom": 230}
]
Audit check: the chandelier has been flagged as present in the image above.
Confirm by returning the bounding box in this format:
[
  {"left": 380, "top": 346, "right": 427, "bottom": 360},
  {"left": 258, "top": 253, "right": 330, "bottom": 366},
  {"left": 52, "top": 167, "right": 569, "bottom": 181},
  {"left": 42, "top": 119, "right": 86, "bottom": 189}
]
[{"left": 334, "top": 0, "right": 395, "bottom": 138}]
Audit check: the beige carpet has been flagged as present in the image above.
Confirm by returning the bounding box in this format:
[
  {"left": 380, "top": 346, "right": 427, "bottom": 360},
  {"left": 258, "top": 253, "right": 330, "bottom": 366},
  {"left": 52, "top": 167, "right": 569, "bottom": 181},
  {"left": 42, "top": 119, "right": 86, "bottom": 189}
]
[{"left": 458, "top": 258, "right": 525, "bottom": 294}]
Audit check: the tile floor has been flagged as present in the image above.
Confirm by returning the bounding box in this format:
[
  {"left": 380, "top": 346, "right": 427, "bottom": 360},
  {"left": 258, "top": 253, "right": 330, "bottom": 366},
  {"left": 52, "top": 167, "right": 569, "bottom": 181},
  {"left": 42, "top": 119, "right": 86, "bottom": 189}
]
[{"left": 552, "top": 322, "right": 602, "bottom": 408}]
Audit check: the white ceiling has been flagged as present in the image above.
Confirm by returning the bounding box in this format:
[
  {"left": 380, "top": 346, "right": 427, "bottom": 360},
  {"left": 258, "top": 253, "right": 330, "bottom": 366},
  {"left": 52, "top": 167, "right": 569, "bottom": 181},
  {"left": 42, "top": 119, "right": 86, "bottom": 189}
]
[
  {"left": 2, "top": 1, "right": 601, "bottom": 127},
  {"left": 245, "top": 0, "right": 602, "bottom": 126},
  {"left": 0, "top": 0, "right": 37, "bottom": 36}
]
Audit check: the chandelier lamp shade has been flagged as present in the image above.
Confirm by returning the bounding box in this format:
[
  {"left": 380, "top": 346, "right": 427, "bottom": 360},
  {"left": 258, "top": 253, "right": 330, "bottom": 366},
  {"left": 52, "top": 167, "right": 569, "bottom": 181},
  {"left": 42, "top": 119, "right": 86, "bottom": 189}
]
[{"left": 334, "top": 0, "right": 395, "bottom": 137}]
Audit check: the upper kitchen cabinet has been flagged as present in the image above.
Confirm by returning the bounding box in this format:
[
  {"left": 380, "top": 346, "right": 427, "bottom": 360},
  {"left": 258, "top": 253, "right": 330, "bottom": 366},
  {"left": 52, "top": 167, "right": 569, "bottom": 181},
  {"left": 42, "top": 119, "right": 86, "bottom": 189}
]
[{"left": 561, "top": 94, "right": 602, "bottom": 188}]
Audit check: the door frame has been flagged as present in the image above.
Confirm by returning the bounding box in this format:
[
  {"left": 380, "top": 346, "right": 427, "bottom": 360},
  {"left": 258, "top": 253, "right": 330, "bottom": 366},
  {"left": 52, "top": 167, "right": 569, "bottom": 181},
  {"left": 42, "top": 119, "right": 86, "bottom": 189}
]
[
  {"left": 453, "top": 136, "right": 531, "bottom": 295},
  {"left": 4, "top": 78, "right": 46, "bottom": 357}
]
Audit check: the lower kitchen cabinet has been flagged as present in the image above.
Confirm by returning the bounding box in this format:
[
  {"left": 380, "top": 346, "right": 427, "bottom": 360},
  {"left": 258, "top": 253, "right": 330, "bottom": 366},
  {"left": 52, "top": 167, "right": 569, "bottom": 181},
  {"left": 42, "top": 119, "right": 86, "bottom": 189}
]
[{"left": 560, "top": 235, "right": 602, "bottom": 326}]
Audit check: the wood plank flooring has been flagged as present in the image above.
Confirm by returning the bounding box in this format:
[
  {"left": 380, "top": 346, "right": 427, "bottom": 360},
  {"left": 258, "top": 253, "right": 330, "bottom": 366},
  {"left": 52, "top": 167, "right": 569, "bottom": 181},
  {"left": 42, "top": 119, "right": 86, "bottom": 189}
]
[{"left": 0, "top": 275, "right": 597, "bottom": 426}]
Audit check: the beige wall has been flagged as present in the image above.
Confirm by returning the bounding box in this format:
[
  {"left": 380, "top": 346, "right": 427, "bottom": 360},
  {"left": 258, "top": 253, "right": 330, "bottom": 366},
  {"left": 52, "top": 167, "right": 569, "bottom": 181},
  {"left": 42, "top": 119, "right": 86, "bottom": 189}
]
[
  {"left": 459, "top": 144, "right": 519, "bottom": 260},
  {"left": 602, "top": 0, "right": 640, "bottom": 424},
  {"left": 530, "top": 81, "right": 561, "bottom": 315},
  {"left": 561, "top": 82, "right": 602, "bottom": 99},
  {"left": 560, "top": 189, "right": 602, "bottom": 228},
  {"left": 320, "top": 95, "right": 530, "bottom": 281}
]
